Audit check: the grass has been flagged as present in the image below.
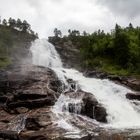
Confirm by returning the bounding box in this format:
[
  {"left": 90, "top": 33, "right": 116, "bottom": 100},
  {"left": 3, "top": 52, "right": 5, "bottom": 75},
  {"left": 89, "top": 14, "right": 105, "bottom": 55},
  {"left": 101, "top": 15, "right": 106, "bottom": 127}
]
[{"left": 84, "top": 57, "right": 140, "bottom": 77}]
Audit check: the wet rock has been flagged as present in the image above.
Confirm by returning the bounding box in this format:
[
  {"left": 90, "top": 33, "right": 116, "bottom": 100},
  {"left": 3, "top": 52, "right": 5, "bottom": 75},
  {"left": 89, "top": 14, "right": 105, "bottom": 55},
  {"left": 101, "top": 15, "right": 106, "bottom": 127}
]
[
  {"left": 82, "top": 93, "right": 107, "bottom": 123},
  {"left": 0, "top": 96, "right": 9, "bottom": 104},
  {"left": 94, "top": 105, "right": 107, "bottom": 122},
  {"left": 107, "top": 77, "right": 140, "bottom": 92},
  {"left": 66, "top": 78, "right": 80, "bottom": 92},
  {"left": 14, "top": 91, "right": 48, "bottom": 101},
  {"left": 126, "top": 93, "right": 140, "bottom": 101},
  {"left": 7, "top": 97, "right": 55, "bottom": 109},
  {"left": 0, "top": 130, "right": 19, "bottom": 140},
  {"left": 125, "top": 79, "right": 140, "bottom": 91},
  {"left": 63, "top": 91, "right": 107, "bottom": 123},
  {"left": 107, "top": 75, "right": 122, "bottom": 81},
  {"left": 16, "top": 107, "right": 29, "bottom": 114},
  {"left": 0, "top": 65, "right": 62, "bottom": 112},
  {"left": 19, "top": 130, "right": 49, "bottom": 140},
  {"left": 26, "top": 118, "right": 42, "bottom": 130},
  {"left": 84, "top": 70, "right": 108, "bottom": 79},
  {"left": 67, "top": 102, "right": 83, "bottom": 114},
  {"left": 0, "top": 65, "right": 62, "bottom": 95},
  {"left": 82, "top": 92, "right": 98, "bottom": 119},
  {"left": 48, "top": 79, "right": 62, "bottom": 93}
]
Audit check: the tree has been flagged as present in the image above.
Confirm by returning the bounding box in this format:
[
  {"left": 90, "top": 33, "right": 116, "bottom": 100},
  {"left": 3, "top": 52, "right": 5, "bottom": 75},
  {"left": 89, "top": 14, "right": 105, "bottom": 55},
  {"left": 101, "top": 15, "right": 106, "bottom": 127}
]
[
  {"left": 16, "top": 18, "right": 22, "bottom": 30},
  {"left": 72, "top": 30, "right": 80, "bottom": 36},
  {"left": 8, "top": 17, "right": 16, "bottom": 28},
  {"left": 54, "top": 28, "right": 62, "bottom": 37},
  {"left": 22, "top": 20, "right": 31, "bottom": 32},
  {"left": 68, "top": 29, "right": 71, "bottom": 35},
  {"left": 113, "top": 24, "right": 130, "bottom": 67},
  {"left": 69, "top": 30, "right": 80, "bottom": 36},
  {"left": 83, "top": 31, "right": 87, "bottom": 36},
  {"left": 2, "top": 19, "right": 7, "bottom": 26},
  {"left": 129, "top": 23, "right": 133, "bottom": 29}
]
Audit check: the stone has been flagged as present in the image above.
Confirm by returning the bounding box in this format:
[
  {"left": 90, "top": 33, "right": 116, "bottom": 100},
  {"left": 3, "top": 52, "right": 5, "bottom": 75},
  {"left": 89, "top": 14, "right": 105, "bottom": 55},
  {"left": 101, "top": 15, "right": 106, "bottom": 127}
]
[
  {"left": 16, "top": 107, "right": 29, "bottom": 114},
  {"left": 82, "top": 92, "right": 98, "bottom": 119},
  {"left": 94, "top": 105, "right": 107, "bottom": 122},
  {"left": 84, "top": 70, "right": 108, "bottom": 79},
  {"left": 0, "top": 131, "right": 19, "bottom": 140},
  {"left": 126, "top": 93, "right": 140, "bottom": 101},
  {"left": 7, "top": 97, "right": 55, "bottom": 109}
]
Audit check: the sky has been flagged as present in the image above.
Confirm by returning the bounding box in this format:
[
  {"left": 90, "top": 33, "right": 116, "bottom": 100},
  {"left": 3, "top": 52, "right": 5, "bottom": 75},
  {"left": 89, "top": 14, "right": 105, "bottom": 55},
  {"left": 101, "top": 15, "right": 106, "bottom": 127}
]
[{"left": 0, "top": 0, "right": 140, "bottom": 38}]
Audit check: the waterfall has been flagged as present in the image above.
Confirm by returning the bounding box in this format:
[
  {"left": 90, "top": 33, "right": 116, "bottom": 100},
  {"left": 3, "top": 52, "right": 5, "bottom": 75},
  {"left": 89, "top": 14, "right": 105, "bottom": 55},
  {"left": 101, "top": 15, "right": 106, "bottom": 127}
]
[
  {"left": 30, "top": 39, "right": 62, "bottom": 68},
  {"left": 30, "top": 39, "right": 140, "bottom": 129}
]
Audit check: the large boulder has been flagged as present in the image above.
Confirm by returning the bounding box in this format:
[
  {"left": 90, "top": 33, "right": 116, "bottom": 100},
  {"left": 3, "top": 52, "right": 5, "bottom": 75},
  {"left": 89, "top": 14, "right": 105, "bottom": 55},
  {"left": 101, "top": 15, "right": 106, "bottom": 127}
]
[
  {"left": 81, "top": 92, "right": 98, "bottom": 118},
  {"left": 63, "top": 91, "right": 107, "bottom": 123},
  {"left": 0, "top": 65, "right": 62, "bottom": 111}
]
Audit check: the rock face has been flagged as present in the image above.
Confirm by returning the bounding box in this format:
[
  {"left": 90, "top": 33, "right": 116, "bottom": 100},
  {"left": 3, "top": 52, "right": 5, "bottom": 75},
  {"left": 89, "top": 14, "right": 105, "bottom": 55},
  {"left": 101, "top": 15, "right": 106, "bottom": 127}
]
[
  {"left": 0, "top": 65, "right": 64, "bottom": 139},
  {"left": 0, "top": 65, "right": 62, "bottom": 110}
]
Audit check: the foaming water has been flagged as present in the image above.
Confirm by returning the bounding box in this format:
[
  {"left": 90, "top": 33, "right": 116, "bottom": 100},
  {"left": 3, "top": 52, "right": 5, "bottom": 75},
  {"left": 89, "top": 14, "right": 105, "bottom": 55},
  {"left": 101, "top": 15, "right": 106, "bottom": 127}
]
[
  {"left": 30, "top": 39, "right": 62, "bottom": 68},
  {"left": 61, "top": 68, "right": 140, "bottom": 128},
  {"left": 30, "top": 39, "right": 140, "bottom": 129}
]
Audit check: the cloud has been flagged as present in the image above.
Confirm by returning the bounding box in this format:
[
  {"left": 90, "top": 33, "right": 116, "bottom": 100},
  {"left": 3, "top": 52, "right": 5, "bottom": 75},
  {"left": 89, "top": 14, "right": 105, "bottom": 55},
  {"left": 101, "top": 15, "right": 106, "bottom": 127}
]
[
  {"left": 0, "top": 0, "right": 139, "bottom": 37},
  {"left": 96, "top": 0, "right": 140, "bottom": 18}
]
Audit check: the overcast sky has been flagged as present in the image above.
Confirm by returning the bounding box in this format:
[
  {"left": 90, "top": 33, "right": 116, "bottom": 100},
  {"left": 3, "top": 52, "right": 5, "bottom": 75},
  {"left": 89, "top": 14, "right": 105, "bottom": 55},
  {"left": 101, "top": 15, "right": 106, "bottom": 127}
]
[{"left": 0, "top": 0, "right": 140, "bottom": 38}]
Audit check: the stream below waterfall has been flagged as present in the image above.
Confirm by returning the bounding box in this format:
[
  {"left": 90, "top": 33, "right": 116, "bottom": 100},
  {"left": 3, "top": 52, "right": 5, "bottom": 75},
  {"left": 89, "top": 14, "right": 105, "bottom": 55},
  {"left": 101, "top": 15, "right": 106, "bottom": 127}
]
[{"left": 30, "top": 39, "right": 140, "bottom": 134}]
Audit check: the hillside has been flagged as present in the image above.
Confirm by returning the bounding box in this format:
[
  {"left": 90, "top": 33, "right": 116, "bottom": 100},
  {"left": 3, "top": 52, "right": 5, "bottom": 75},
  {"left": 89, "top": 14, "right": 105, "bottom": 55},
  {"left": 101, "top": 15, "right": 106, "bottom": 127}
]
[
  {"left": 49, "top": 24, "right": 140, "bottom": 77},
  {"left": 0, "top": 18, "right": 38, "bottom": 68}
]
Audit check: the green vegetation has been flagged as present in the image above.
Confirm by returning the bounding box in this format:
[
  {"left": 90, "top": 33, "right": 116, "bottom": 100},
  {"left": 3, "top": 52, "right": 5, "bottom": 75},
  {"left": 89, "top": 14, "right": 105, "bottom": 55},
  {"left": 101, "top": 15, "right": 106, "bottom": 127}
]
[
  {"left": 0, "top": 17, "right": 38, "bottom": 68},
  {"left": 50, "top": 25, "right": 140, "bottom": 76}
]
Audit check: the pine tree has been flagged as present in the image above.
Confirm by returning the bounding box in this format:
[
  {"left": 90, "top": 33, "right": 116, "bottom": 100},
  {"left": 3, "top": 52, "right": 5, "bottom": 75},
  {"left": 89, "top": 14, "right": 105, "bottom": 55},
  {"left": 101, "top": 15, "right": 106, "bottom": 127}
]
[
  {"left": 22, "top": 20, "right": 31, "bottom": 32},
  {"left": 8, "top": 17, "right": 16, "bottom": 28},
  {"left": 16, "top": 18, "right": 22, "bottom": 30},
  {"left": 54, "top": 28, "right": 62, "bottom": 37},
  {"left": 2, "top": 19, "right": 7, "bottom": 26}
]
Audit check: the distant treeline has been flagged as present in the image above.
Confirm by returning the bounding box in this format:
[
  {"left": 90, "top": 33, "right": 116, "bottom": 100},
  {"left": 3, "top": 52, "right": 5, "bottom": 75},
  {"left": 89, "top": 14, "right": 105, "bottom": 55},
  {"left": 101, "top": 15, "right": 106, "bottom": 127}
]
[
  {"left": 0, "top": 17, "right": 38, "bottom": 36},
  {"left": 50, "top": 24, "right": 140, "bottom": 76}
]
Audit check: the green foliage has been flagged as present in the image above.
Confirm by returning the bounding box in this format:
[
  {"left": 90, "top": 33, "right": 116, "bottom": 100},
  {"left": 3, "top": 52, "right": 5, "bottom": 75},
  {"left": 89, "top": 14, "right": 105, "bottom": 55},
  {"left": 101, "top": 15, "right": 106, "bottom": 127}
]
[
  {"left": 0, "top": 18, "right": 38, "bottom": 68},
  {"left": 0, "top": 17, "right": 37, "bottom": 35},
  {"left": 50, "top": 23, "right": 140, "bottom": 76}
]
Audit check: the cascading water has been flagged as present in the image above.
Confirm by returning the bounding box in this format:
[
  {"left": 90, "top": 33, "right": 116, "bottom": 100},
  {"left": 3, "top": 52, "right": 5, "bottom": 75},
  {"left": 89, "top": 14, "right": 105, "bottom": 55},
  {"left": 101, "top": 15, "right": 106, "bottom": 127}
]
[
  {"left": 30, "top": 39, "right": 140, "bottom": 130},
  {"left": 31, "top": 39, "right": 63, "bottom": 68}
]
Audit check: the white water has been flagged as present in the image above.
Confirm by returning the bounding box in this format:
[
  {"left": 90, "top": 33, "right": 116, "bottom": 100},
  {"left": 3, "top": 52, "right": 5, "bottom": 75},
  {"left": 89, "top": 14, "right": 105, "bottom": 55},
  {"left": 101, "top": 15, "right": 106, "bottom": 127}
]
[{"left": 30, "top": 39, "right": 140, "bottom": 129}]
